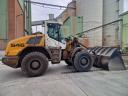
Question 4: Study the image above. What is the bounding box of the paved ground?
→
[0,50,4,60]
[0,61,128,96]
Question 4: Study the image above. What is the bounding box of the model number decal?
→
[11,43,25,47]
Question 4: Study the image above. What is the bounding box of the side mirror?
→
[61,40,66,44]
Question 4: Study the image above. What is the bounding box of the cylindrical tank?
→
[76,0,121,47]
[76,0,103,47]
[103,0,120,47]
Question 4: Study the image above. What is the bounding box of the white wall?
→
[76,0,103,47]
[76,0,122,47]
[103,0,120,46]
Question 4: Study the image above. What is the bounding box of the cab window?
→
[47,23,64,42]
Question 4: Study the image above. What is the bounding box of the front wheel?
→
[21,52,48,77]
[65,59,73,66]
[74,51,92,72]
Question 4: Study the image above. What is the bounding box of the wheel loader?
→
[2,21,126,77]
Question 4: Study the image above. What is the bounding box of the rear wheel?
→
[21,52,48,77]
[65,59,73,66]
[74,51,92,72]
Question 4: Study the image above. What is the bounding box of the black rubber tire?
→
[21,52,48,77]
[74,51,92,72]
[65,60,73,66]
[93,57,101,68]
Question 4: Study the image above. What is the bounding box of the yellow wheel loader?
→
[2,21,126,77]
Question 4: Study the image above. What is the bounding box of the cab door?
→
[45,23,66,49]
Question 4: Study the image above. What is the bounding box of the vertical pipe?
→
[36,26,38,32]
[117,0,123,49]
[120,19,123,50]
[23,0,26,36]
[27,0,32,34]
[6,0,8,41]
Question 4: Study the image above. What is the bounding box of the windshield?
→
[47,23,64,43]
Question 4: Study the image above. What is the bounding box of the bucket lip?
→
[89,47,120,57]
[89,47,126,71]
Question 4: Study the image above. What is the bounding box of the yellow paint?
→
[5,34,45,56]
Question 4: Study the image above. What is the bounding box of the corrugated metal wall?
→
[0,0,8,39]
[0,0,8,50]
[0,0,31,50]
[25,0,32,34]
[122,13,128,51]
[62,16,83,38]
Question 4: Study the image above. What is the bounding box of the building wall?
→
[56,0,125,48]
[15,0,24,38]
[0,0,8,39]
[103,0,120,47]
[57,1,76,23]
[0,0,8,50]
[62,16,89,47]
[121,12,128,51]
[8,0,15,40]
[8,0,24,40]
[76,0,103,47]
[76,0,123,47]
[119,0,124,14]
[62,16,83,38]
[25,0,32,34]
[0,0,25,50]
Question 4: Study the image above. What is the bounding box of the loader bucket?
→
[89,47,126,71]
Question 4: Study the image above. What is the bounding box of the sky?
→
[32,0,72,21]
[31,0,72,32]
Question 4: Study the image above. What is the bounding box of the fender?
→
[71,47,86,62]
[18,46,52,59]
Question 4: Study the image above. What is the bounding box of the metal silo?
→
[120,11,128,52]
[103,0,120,47]
[76,0,121,47]
[76,0,103,47]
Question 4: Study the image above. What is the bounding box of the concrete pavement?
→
[0,61,128,96]
[0,50,4,60]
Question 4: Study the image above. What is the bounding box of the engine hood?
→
[5,34,45,56]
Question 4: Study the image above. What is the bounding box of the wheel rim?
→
[30,60,41,70]
[79,56,89,68]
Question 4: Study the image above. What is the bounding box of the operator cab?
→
[47,23,64,43]
[45,22,66,49]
